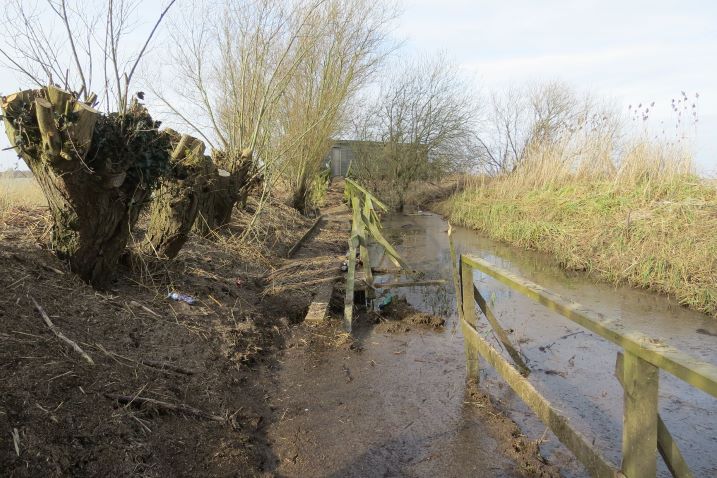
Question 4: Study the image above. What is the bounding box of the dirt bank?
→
[0,186,346,477]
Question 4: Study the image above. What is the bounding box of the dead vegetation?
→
[0,183,346,476]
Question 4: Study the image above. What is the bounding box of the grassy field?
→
[445,141,717,317]
[0,176,45,217]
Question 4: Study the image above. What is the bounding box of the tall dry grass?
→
[447,133,717,317]
[0,177,45,218]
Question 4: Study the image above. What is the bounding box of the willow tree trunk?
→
[193,148,256,235]
[290,182,309,215]
[144,132,210,259]
[1,87,170,288]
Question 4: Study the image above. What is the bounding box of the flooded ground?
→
[378,212,717,477]
[267,211,717,477]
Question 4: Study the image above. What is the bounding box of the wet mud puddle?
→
[268,213,717,477]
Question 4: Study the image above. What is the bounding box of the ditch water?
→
[376,212,717,477]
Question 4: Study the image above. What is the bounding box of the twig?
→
[95,344,194,375]
[11,428,20,457]
[104,393,224,422]
[29,294,94,365]
[139,360,195,375]
[128,301,160,318]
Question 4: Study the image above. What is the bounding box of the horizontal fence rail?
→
[458,253,716,478]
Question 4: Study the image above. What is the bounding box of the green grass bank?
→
[445,176,717,317]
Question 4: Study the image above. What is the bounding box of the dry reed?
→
[446,134,717,317]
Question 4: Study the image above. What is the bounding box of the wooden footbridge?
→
[454,251,717,478]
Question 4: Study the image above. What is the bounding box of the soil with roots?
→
[0,185,346,477]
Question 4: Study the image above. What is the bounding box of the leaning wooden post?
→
[621,350,659,478]
[460,257,479,381]
[360,196,374,292]
[343,196,361,332]
[448,224,463,321]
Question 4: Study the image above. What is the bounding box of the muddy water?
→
[378,212,717,477]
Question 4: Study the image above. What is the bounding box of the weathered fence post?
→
[460,258,479,381]
[621,351,659,478]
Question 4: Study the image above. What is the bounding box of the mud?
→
[0,189,346,477]
[266,315,559,477]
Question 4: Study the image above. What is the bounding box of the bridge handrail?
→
[462,254,717,398]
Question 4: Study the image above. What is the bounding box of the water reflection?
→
[376,212,717,478]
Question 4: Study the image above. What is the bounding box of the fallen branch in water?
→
[30,294,94,365]
[368,279,446,289]
[104,393,225,422]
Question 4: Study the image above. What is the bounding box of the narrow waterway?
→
[377,212,717,477]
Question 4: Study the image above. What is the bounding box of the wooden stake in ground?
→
[29,294,94,365]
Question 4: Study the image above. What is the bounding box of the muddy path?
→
[267,210,717,478]
[264,207,560,477]
[266,317,557,478]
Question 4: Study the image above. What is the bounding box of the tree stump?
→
[144,130,211,259]
[193,148,257,235]
[1,86,170,288]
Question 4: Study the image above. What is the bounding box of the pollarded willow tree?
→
[1,89,170,285]
[0,0,176,286]
[143,129,211,259]
[154,0,398,235]
[279,0,398,214]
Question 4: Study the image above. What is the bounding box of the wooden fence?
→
[458,253,717,478]
[342,179,413,332]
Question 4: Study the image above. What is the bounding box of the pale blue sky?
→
[0,0,715,173]
[398,0,717,173]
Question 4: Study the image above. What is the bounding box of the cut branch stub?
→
[66,101,99,160]
[34,97,62,157]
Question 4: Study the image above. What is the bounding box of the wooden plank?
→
[345,178,388,211]
[461,318,618,478]
[621,351,659,478]
[343,234,358,333]
[473,285,530,376]
[286,215,324,258]
[462,255,717,399]
[370,279,445,289]
[616,353,694,478]
[305,285,334,323]
[447,223,463,321]
[656,416,694,478]
[462,263,479,380]
[364,214,410,271]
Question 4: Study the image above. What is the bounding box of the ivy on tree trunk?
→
[1,86,170,288]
